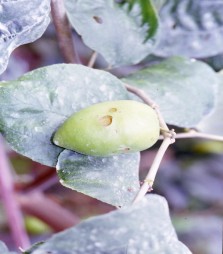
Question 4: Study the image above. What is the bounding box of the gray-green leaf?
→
[0,64,129,167]
[57,150,140,207]
[64,0,159,67]
[117,0,159,41]
[196,71,223,136]
[0,0,51,75]
[123,57,218,127]
[155,0,223,58]
[30,195,192,254]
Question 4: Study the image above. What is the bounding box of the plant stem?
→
[18,192,80,232]
[174,130,223,142]
[88,51,98,68]
[132,137,173,204]
[51,0,80,63]
[16,168,57,193]
[125,83,176,204]
[0,135,30,249]
[124,83,171,135]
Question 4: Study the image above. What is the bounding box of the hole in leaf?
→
[172,23,177,29]
[93,16,103,24]
[109,107,117,113]
[99,115,112,126]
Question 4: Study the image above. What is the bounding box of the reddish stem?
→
[0,135,30,249]
[16,167,57,192]
[18,192,80,232]
[51,0,80,63]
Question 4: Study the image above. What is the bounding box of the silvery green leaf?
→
[123,57,218,127]
[116,0,159,42]
[30,195,192,254]
[0,64,129,166]
[57,150,140,206]
[0,0,51,74]
[155,0,223,58]
[152,0,166,12]
[204,53,223,72]
[64,0,159,67]
[196,71,223,136]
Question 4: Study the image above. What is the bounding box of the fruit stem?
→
[88,51,98,68]
[171,129,223,142]
[124,83,176,204]
[132,137,174,204]
[124,83,171,137]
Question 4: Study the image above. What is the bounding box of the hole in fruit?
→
[109,107,117,113]
[93,16,103,24]
[123,148,130,152]
[99,115,112,126]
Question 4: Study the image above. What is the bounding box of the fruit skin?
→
[53,100,160,156]
[25,216,50,235]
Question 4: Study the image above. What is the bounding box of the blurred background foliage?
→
[0,0,223,253]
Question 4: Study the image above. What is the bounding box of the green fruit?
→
[53,100,160,156]
[25,216,50,235]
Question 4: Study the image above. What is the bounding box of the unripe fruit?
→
[25,216,50,235]
[53,100,160,156]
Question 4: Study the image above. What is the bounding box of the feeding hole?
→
[109,107,117,113]
[124,147,130,152]
[172,23,177,29]
[99,115,113,126]
[93,16,103,24]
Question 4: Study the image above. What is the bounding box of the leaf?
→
[196,71,223,136]
[151,0,166,12]
[30,195,192,254]
[0,0,51,75]
[154,0,223,58]
[64,0,159,67]
[0,241,16,254]
[57,150,140,207]
[117,0,159,41]
[204,53,223,72]
[23,242,45,254]
[123,56,218,128]
[0,64,129,167]
[139,0,159,40]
